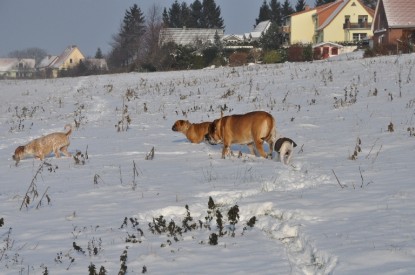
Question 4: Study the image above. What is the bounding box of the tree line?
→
[6,0,380,77]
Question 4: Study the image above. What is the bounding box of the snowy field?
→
[1,52,415,274]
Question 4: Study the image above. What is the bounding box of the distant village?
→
[0,0,413,79]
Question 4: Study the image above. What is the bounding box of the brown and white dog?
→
[13,124,72,163]
[172,120,211,144]
[205,111,277,158]
[274,137,297,165]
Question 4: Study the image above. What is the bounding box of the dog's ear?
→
[274,138,283,152]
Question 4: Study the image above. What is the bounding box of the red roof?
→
[380,0,415,28]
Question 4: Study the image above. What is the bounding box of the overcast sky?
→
[0,0,314,58]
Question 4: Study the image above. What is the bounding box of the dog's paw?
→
[290,162,301,171]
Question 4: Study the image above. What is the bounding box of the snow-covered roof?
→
[0,58,18,71]
[37,55,58,69]
[223,34,244,42]
[253,20,271,33]
[313,41,344,48]
[0,58,35,71]
[159,28,224,46]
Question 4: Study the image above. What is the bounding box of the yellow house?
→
[52,45,85,70]
[287,6,316,45]
[286,0,374,45]
[38,45,85,77]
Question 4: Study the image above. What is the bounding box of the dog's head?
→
[12,146,25,162]
[205,118,223,145]
[274,138,297,152]
[172,120,190,133]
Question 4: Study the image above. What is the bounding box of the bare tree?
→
[8,47,47,66]
[142,4,164,71]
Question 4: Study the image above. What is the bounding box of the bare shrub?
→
[229,52,248,67]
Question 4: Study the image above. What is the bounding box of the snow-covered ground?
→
[1,52,415,274]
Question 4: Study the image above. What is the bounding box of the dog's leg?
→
[254,139,267,158]
[266,141,274,159]
[54,148,61,158]
[286,149,293,165]
[222,145,231,159]
[247,143,256,156]
[279,152,285,164]
[60,146,72,157]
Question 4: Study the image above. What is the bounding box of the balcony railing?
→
[343,22,372,29]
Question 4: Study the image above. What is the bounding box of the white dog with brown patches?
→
[274,137,297,165]
[13,124,72,163]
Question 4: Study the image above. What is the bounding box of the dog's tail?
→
[265,115,278,144]
[64,124,72,137]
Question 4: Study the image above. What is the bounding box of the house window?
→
[410,31,415,43]
[344,16,350,28]
[70,59,73,64]
[353,33,367,41]
[344,16,350,24]
[358,15,368,27]
[378,35,384,45]
[331,47,338,55]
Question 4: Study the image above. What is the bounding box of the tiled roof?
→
[382,0,415,28]
[317,0,345,29]
[159,28,224,46]
[317,0,374,31]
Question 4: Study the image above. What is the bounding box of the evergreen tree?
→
[201,0,224,28]
[180,2,191,27]
[189,0,203,27]
[259,22,281,50]
[315,0,335,6]
[281,0,295,18]
[163,0,224,29]
[269,0,282,26]
[295,0,307,12]
[362,0,377,9]
[108,4,146,69]
[162,8,170,26]
[315,0,325,6]
[168,0,182,27]
[95,48,103,59]
[256,0,271,25]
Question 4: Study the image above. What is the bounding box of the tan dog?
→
[13,124,72,163]
[172,120,211,143]
[206,111,277,158]
[274,137,297,165]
